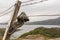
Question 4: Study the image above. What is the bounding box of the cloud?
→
[0,0,60,22]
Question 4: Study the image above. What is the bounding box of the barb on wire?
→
[21,0,48,6]
[22,0,34,3]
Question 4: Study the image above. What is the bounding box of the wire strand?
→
[22,0,34,3]
[0,10,13,17]
[28,15,60,17]
[21,0,48,6]
[0,4,14,14]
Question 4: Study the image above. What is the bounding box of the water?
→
[0,25,7,28]
[0,25,60,39]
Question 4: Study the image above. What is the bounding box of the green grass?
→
[0,28,5,40]
[20,27,60,38]
[0,28,5,36]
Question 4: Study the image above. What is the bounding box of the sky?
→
[0,0,60,23]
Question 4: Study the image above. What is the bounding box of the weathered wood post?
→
[2,0,21,40]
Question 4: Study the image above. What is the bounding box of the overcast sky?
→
[0,0,60,23]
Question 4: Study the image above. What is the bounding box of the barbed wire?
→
[22,0,48,3]
[0,0,48,15]
[0,10,13,17]
[22,0,34,3]
[0,5,14,14]
[21,0,48,6]
[0,0,45,17]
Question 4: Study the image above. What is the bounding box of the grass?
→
[0,28,5,40]
[19,27,60,39]
[0,28,5,36]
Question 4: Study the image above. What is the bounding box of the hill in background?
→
[25,17,60,25]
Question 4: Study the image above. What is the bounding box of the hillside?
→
[25,17,60,25]
[18,27,60,40]
[19,27,60,38]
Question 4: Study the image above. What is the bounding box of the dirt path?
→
[18,35,47,40]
